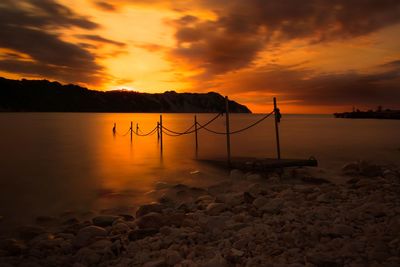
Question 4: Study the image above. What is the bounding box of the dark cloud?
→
[221,61,400,108]
[0,0,104,85]
[0,0,98,29]
[94,1,117,11]
[76,34,126,47]
[0,59,104,84]
[167,0,400,76]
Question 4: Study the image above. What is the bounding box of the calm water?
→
[0,113,400,234]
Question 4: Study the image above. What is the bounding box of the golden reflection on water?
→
[0,112,399,234]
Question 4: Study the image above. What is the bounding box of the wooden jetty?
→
[200,157,318,171]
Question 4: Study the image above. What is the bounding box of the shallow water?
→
[0,113,399,234]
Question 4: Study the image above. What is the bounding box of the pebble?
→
[0,161,399,267]
[206,203,228,216]
[92,215,120,227]
[73,226,107,247]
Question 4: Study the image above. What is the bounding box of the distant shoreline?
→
[334,110,400,120]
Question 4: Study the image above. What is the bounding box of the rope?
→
[161,123,195,136]
[115,128,132,137]
[161,113,222,136]
[113,110,274,138]
[134,125,158,136]
[197,110,274,135]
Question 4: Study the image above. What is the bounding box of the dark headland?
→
[0,77,251,113]
[334,107,400,120]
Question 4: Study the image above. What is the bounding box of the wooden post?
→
[194,115,198,151]
[157,122,160,140]
[273,97,281,160]
[130,121,133,142]
[159,115,163,150]
[136,123,139,135]
[225,96,231,167]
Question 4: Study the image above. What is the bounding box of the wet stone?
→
[128,228,159,241]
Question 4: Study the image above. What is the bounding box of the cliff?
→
[0,77,251,113]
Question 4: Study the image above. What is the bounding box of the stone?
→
[253,196,268,209]
[92,215,120,227]
[0,239,25,255]
[230,169,244,180]
[330,224,354,237]
[136,212,166,229]
[62,217,80,225]
[316,192,336,203]
[143,259,167,267]
[306,252,342,267]
[155,181,171,190]
[111,222,130,234]
[230,248,244,257]
[74,247,100,265]
[35,215,58,225]
[206,203,228,216]
[136,203,166,217]
[73,226,107,247]
[17,225,45,240]
[200,253,228,267]
[260,199,284,214]
[128,228,158,241]
[118,214,135,221]
[246,173,262,182]
[247,183,262,197]
[342,162,360,175]
[165,250,182,265]
[89,239,112,251]
[243,192,255,204]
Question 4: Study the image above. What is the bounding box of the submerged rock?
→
[136,203,166,218]
[92,215,120,227]
[136,212,166,229]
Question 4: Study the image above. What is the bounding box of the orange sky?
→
[1,0,400,113]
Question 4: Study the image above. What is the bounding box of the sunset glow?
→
[1,0,400,113]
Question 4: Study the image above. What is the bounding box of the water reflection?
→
[0,113,399,235]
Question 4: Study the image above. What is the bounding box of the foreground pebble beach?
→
[1,161,399,267]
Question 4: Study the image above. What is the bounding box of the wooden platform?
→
[200,157,318,171]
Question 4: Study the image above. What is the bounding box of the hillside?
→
[0,77,251,113]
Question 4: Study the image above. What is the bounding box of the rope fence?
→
[112,96,282,166]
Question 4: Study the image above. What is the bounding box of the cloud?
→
[76,34,126,47]
[94,1,117,11]
[0,0,104,85]
[163,0,400,76]
[216,60,400,107]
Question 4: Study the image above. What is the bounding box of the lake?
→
[0,113,399,235]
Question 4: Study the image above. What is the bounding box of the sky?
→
[0,0,399,113]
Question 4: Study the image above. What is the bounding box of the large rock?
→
[92,215,120,227]
[342,160,382,177]
[136,203,166,218]
[136,212,166,229]
[73,226,107,247]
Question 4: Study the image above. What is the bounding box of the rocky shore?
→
[1,161,399,267]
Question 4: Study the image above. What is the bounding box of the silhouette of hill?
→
[0,77,251,113]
